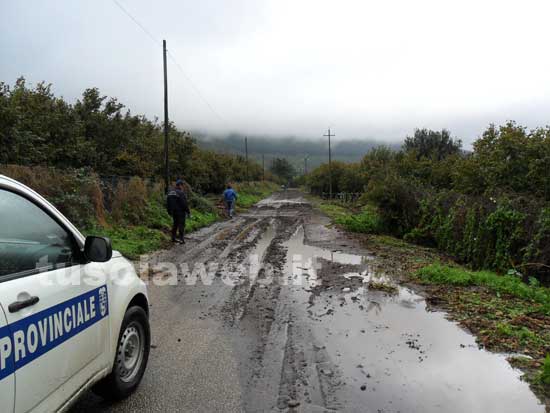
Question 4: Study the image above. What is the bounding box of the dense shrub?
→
[404,194,538,273]
[307,161,364,195]
[0,164,104,228]
[111,177,149,224]
[308,122,550,281]
[523,208,550,279]
[366,173,421,236]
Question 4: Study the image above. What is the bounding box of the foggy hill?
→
[194,132,401,172]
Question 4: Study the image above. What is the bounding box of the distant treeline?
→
[195,132,400,171]
[307,126,550,281]
[0,78,269,193]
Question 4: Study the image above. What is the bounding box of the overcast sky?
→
[2,0,550,146]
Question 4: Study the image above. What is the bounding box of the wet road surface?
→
[73,190,545,412]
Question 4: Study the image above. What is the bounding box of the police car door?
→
[0,189,109,413]
[0,303,15,413]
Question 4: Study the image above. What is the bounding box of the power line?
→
[111,0,161,46]
[110,0,225,124]
[165,50,225,123]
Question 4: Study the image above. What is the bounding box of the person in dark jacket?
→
[167,179,191,243]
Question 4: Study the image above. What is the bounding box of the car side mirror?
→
[84,236,113,262]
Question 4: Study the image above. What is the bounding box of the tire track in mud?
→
[271,307,346,412]
[145,216,253,272]
[183,217,256,265]
[223,209,346,412]
[143,192,348,412]
[143,215,275,328]
[234,214,302,412]
[145,194,355,411]
[200,193,348,412]
[223,215,298,326]
[232,208,348,412]
[216,217,277,323]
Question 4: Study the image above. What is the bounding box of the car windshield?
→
[0,189,76,277]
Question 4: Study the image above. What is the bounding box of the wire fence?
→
[320,192,362,203]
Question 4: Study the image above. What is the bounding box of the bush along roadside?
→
[83,185,220,259]
[305,123,550,284]
[316,201,384,234]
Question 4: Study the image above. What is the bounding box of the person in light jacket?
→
[222,184,238,218]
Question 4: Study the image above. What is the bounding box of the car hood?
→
[112,250,124,259]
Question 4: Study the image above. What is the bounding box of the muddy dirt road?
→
[73,190,544,412]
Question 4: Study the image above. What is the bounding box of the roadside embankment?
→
[1,164,277,259]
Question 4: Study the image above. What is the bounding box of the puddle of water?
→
[285,226,370,286]
[217,220,277,287]
[256,196,310,209]
[282,226,544,413]
[247,220,277,279]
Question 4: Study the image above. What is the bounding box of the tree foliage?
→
[0,78,265,193]
[270,157,295,182]
[403,128,462,161]
[307,125,550,280]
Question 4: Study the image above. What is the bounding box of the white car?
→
[0,175,150,412]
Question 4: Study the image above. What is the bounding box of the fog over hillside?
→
[194,132,401,172]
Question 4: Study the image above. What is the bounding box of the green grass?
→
[95,209,219,259]
[416,263,550,313]
[85,193,220,259]
[372,234,412,248]
[98,225,168,259]
[538,355,550,385]
[186,210,218,232]
[143,197,173,229]
[319,202,383,234]
[494,322,542,345]
[237,193,263,209]
[234,181,279,209]
[318,203,350,220]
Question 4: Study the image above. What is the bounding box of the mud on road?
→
[73,190,545,412]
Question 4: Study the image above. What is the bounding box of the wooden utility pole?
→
[262,154,265,181]
[163,40,169,193]
[323,128,335,199]
[245,137,249,182]
[304,155,309,175]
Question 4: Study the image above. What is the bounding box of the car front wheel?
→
[93,305,150,400]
